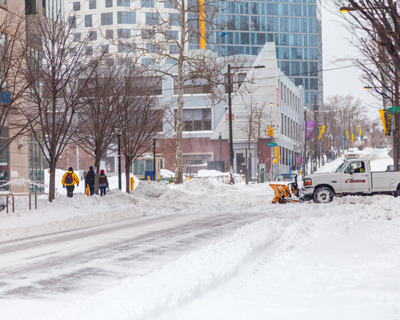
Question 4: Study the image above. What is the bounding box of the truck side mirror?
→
[350,168,354,175]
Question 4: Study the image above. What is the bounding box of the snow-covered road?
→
[0,148,399,320]
[1,212,267,300]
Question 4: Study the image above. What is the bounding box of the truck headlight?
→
[304,178,312,186]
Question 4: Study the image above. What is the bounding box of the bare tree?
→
[305,94,372,173]
[114,0,239,184]
[324,94,372,147]
[237,92,268,183]
[117,70,165,193]
[21,11,104,201]
[333,0,400,168]
[73,65,126,194]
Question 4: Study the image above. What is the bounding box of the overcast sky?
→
[322,1,381,119]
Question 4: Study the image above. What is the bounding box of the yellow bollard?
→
[170,175,173,182]
[86,184,89,196]
[147,176,150,181]
[131,177,134,190]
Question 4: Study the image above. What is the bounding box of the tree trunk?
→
[125,159,131,193]
[49,158,57,202]
[94,158,100,195]
[125,170,130,194]
[175,69,184,184]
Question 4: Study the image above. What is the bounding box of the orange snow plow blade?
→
[270,184,300,204]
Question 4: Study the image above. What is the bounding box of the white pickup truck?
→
[303,159,400,203]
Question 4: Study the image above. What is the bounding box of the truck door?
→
[340,161,370,193]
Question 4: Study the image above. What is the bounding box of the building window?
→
[69,16,77,28]
[105,0,113,7]
[118,57,134,66]
[29,135,44,192]
[170,45,179,54]
[88,0,96,9]
[168,13,180,26]
[141,0,154,7]
[86,46,93,55]
[117,0,130,6]
[141,29,155,39]
[118,44,134,53]
[106,58,114,66]
[142,58,156,66]
[101,44,109,53]
[118,28,131,38]
[85,14,93,27]
[26,0,35,13]
[146,44,160,53]
[72,1,80,11]
[183,154,212,165]
[164,0,177,9]
[166,30,179,40]
[73,33,81,42]
[117,11,136,24]
[126,76,162,95]
[174,76,211,95]
[101,12,113,25]
[106,29,113,39]
[89,31,97,41]
[146,12,159,25]
[174,109,211,131]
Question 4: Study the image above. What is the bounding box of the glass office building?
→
[205,0,322,109]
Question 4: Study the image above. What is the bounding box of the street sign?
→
[387,106,400,114]
[267,142,277,147]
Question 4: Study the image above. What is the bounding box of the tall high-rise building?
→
[206,0,322,110]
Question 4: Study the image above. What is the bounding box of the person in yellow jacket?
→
[62,167,80,198]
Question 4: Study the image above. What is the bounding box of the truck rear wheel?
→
[313,187,334,203]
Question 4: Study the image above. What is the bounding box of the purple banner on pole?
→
[306,121,315,140]
[296,156,302,164]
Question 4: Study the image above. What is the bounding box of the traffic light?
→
[270,127,274,137]
[267,126,271,136]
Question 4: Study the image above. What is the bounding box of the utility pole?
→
[303,107,307,176]
[227,64,234,184]
[153,138,156,179]
[394,66,400,171]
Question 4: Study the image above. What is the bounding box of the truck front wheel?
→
[313,187,334,203]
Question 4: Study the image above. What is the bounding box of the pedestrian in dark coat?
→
[99,169,109,196]
[85,166,95,196]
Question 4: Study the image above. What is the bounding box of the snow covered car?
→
[302,159,400,203]
[345,148,360,160]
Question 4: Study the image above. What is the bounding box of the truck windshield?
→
[335,161,349,172]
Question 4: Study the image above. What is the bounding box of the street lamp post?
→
[115,123,123,190]
[227,63,265,184]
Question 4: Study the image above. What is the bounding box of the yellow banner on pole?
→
[351,133,354,142]
[346,130,349,140]
[379,109,392,136]
[318,125,325,140]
